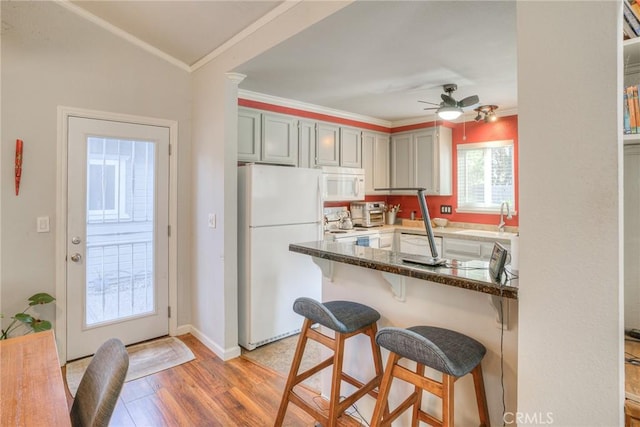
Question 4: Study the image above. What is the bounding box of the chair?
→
[371,326,490,427]
[70,338,129,427]
[275,297,385,427]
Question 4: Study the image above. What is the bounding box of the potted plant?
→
[0,293,56,340]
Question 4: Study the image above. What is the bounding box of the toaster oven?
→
[350,201,386,227]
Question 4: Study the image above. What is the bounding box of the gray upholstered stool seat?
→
[276,298,384,427]
[293,297,381,333]
[375,325,486,377]
[371,326,490,427]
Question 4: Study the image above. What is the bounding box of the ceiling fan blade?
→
[458,95,479,108]
[418,100,440,106]
[441,94,457,106]
[423,107,438,110]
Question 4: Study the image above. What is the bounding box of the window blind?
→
[457,140,514,211]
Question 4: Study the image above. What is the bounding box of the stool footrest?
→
[295,356,334,384]
[393,363,444,396]
[337,374,382,414]
[288,390,328,426]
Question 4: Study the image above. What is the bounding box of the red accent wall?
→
[239,98,518,227]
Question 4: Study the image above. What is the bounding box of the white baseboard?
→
[182,324,242,361]
[173,324,192,336]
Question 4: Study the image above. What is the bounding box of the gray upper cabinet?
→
[261,112,298,165]
[239,108,366,169]
[390,133,413,191]
[390,126,452,195]
[316,122,340,166]
[339,127,362,168]
[362,131,390,194]
[238,108,298,166]
[297,119,317,168]
[238,108,262,162]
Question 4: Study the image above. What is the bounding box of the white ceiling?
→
[66,0,517,123]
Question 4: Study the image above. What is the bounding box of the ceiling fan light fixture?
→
[437,106,463,121]
[474,105,499,123]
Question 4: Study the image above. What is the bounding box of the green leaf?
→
[31,319,52,332]
[28,293,55,306]
[14,313,34,325]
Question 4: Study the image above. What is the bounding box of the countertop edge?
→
[290,242,518,299]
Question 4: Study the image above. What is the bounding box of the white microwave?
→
[321,166,365,201]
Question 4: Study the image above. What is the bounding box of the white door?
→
[66,116,170,360]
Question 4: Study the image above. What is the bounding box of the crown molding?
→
[54,0,191,72]
[238,90,392,128]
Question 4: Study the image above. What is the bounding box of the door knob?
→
[71,236,81,245]
[70,253,82,262]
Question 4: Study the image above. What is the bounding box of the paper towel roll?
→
[510,234,519,271]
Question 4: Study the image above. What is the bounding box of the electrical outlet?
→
[208,213,216,229]
[440,205,452,215]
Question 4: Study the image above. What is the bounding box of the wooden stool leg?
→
[371,352,400,427]
[472,364,491,427]
[411,363,425,427]
[275,318,312,426]
[369,323,385,381]
[442,374,455,427]
[327,331,345,427]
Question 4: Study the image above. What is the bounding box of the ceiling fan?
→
[419,83,480,121]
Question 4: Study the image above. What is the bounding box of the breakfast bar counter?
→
[289,240,518,426]
[290,240,518,299]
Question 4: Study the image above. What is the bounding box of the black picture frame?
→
[489,242,508,281]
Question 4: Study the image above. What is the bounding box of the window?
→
[457,140,515,213]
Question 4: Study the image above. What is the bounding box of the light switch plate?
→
[37,216,50,233]
[208,213,216,229]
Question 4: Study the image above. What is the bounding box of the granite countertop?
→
[290,240,518,299]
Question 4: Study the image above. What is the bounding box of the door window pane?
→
[85,137,156,326]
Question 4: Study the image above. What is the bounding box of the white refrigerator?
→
[238,164,323,350]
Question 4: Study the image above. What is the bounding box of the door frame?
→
[55,106,179,363]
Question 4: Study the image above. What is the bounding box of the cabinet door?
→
[414,129,436,193]
[298,120,317,168]
[443,238,482,261]
[261,113,298,165]
[391,133,413,191]
[340,127,362,168]
[414,127,453,196]
[238,108,261,162]
[363,131,390,194]
[435,127,452,195]
[316,123,340,166]
[363,132,376,192]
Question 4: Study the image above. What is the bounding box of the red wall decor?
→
[15,139,23,196]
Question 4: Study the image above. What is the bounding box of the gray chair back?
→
[70,338,129,427]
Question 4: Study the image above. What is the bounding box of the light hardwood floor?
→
[63,334,362,426]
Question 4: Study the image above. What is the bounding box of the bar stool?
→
[371,326,490,427]
[275,297,385,427]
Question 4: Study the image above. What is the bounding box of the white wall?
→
[189,1,352,359]
[0,2,192,337]
[517,2,623,425]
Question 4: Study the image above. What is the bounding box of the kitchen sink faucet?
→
[498,201,513,232]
